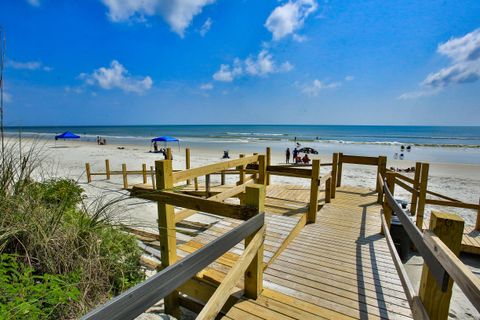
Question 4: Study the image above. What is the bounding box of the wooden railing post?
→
[416,163,430,230]
[331,153,338,198]
[154,159,179,317]
[85,163,91,183]
[325,177,331,203]
[150,166,156,189]
[105,159,111,180]
[142,163,147,184]
[205,174,211,198]
[221,170,226,185]
[476,198,480,231]
[185,148,191,185]
[257,155,266,185]
[166,147,172,160]
[237,154,245,185]
[266,147,271,186]
[244,184,265,299]
[410,162,422,216]
[121,164,128,189]
[308,159,320,223]
[377,156,387,203]
[419,211,464,320]
[381,171,395,234]
[337,153,343,187]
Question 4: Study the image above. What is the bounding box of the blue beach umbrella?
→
[55,131,80,140]
[150,136,180,150]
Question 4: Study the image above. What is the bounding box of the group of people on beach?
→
[96,136,107,145]
[285,147,310,164]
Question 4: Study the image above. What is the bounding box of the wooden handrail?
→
[132,190,258,220]
[395,178,418,194]
[340,154,380,165]
[425,199,479,210]
[380,212,429,320]
[80,213,265,320]
[424,230,480,312]
[173,155,259,183]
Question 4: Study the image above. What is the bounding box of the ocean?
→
[5,125,480,164]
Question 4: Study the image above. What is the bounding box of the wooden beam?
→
[266,147,271,186]
[85,163,92,183]
[197,225,265,319]
[308,159,320,223]
[476,198,480,231]
[331,153,338,198]
[424,230,480,313]
[395,178,417,194]
[133,189,257,220]
[150,166,156,190]
[416,163,429,229]
[377,156,387,203]
[174,181,253,223]
[237,154,245,186]
[410,162,422,216]
[166,147,172,160]
[105,159,111,180]
[340,154,379,165]
[266,165,312,178]
[244,185,265,299]
[380,213,429,320]
[155,160,178,317]
[221,170,226,185]
[419,211,464,320]
[257,155,266,185]
[142,163,147,184]
[185,148,191,185]
[205,174,211,198]
[424,199,479,210]
[337,153,343,187]
[381,172,395,235]
[122,164,128,189]
[173,155,259,183]
[325,177,331,204]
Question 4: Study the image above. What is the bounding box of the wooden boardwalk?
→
[177,185,413,319]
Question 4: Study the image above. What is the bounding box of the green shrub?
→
[0,254,81,319]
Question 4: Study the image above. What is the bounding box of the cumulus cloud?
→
[400,28,480,99]
[200,82,213,90]
[8,60,52,71]
[199,17,212,36]
[213,50,293,82]
[80,60,153,94]
[265,0,318,41]
[100,0,215,37]
[301,79,340,96]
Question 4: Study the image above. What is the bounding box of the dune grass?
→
[0,141,144,319]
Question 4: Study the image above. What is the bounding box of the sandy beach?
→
[9,136,480,319]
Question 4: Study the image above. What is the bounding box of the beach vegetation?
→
[0,141,144,318]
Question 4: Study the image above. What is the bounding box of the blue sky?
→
[1,0,480,126]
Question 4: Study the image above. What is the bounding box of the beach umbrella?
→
[150,135,180,150]
[55,131,80,140]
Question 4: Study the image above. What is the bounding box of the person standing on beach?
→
[293,148,298,163]
[286,148,290,163]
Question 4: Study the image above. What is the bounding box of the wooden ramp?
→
[176,185,413,319]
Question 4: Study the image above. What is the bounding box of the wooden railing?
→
[83,157,269,319]
[335,153,387,204]
[379,175,480,319]
[386,163,480,231]
[81,212,265,320]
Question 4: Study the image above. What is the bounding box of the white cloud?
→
[3,91,12,103]
[26,0,40,7]
[100,0,215,37]
[292,34,307,43]
[345,75,354,81]
[8,60,52,71]
[213,50,293,82]
[400,28,480,99]
[200,82,213,90]
[80,60,153,94]
[265,0,318,41]
[199,17,212,36]
[301,79,340,96]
